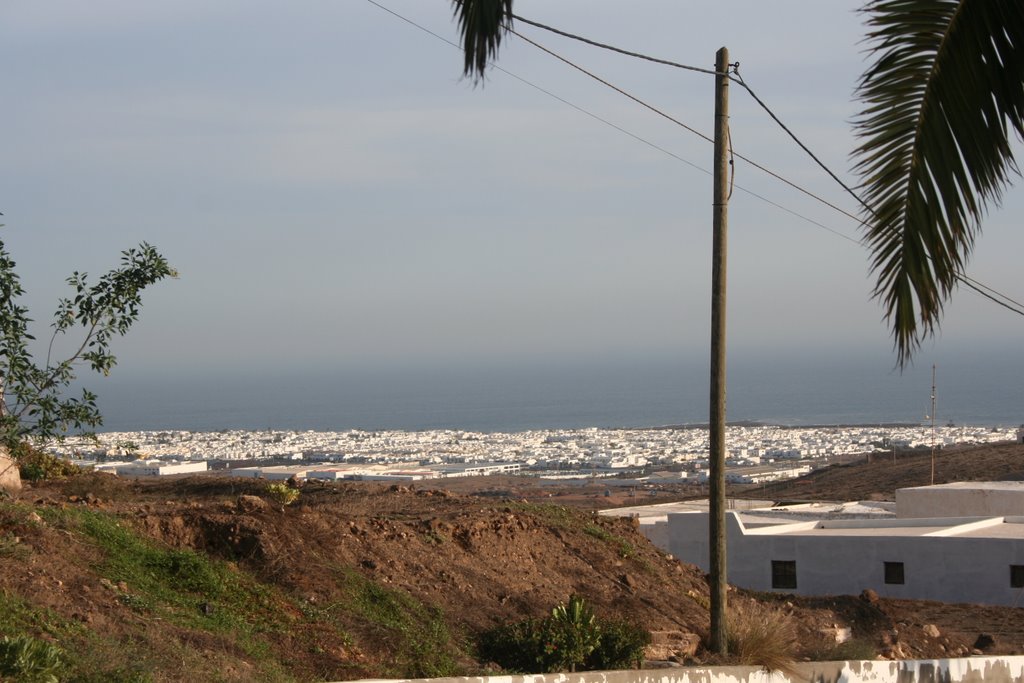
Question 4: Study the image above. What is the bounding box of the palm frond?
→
[852,0,1024,367]
[451,0,514,81]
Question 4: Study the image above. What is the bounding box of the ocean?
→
[90,349,1024,433]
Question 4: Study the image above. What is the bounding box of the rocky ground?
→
[1,442,1023,680]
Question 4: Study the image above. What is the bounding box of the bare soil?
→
[1,441,1023,680]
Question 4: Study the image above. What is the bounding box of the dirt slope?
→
[2,445,1024,681]
[753,441,1024,502]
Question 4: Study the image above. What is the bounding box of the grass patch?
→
[811,637,878,662]
[0,593,76,641]
[584,524,637,559]
[0,532,30,561]
[337,567,462,678]
[505,502,576,529]
[34,506,300,681]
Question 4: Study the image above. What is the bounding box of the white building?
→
[114,461,208,477]
[616,483,1024,607]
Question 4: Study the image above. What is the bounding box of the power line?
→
[364,1,860,241]
[366,1,1024,318]
[510,28,872,228]
[509,14,1024,319]
[511,14,723,77]
[510,29,713,145]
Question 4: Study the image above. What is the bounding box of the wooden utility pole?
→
[708,46,730,656]
[930,364,937,485]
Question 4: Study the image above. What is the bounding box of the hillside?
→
[1,444,1023,680]
[750,440,1024,502]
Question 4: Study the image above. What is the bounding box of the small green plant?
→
[265,483,299,506]
[0,635,65,683]
[478,596,649,674]
[548,594,601,672]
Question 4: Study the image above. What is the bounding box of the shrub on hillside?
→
[477,595,649,673]
[14,444,80,482]
[0,635,64,683]
[587,619,651,670]
[264,482,299,506]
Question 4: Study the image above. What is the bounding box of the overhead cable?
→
[365,0,1024,318]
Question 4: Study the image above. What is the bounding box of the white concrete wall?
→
[897,483,1024,518]
[345,655,1024,683]
[657,512,1024,606]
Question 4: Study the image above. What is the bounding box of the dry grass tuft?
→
[726,601,799,672]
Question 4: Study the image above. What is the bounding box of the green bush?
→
[264,483,299,506]
[478,596,649,674]
[0,635,64,683]
[586,619,650,670]
[15,446,80,482]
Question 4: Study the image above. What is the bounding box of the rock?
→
[922,624,941,638]
[237,494,269,512]
[620,573,636,588]
[974,633,996,650]
[861,588,880,604]
[821,626,853,644]
[0,449,21,495]
[646,631,700,660]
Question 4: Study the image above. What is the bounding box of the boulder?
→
[237,494,269,512]
[0,449,21,495]
[646,631,700,661]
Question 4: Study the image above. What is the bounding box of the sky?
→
[1,1,1022,427]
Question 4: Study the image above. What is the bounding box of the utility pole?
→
[930,364,937,485]
[708,46,730,656]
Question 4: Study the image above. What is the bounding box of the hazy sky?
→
[2,1,1022,384]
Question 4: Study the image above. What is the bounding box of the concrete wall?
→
[661,513,1024,606]
[897,483,1024,519]
[346,655,1024,683]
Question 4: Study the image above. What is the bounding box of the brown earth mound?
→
[2,445,1024,680]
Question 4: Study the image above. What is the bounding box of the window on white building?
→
[884,561,905,585]
[771,560,797,590]
[1010,565,1024,588]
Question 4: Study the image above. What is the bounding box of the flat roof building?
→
[609,483,1024,607]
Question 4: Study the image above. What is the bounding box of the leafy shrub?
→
[15,446,80,482]
[264,483,299,506]
[586,619,650,670]
[478,595,649,674]
[0,635,64,683]
[477,618,550,673]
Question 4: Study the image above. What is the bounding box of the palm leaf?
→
[853,0,1024,367]
[451,0,514,81]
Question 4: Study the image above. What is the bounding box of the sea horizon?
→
[88,349,1024,434]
